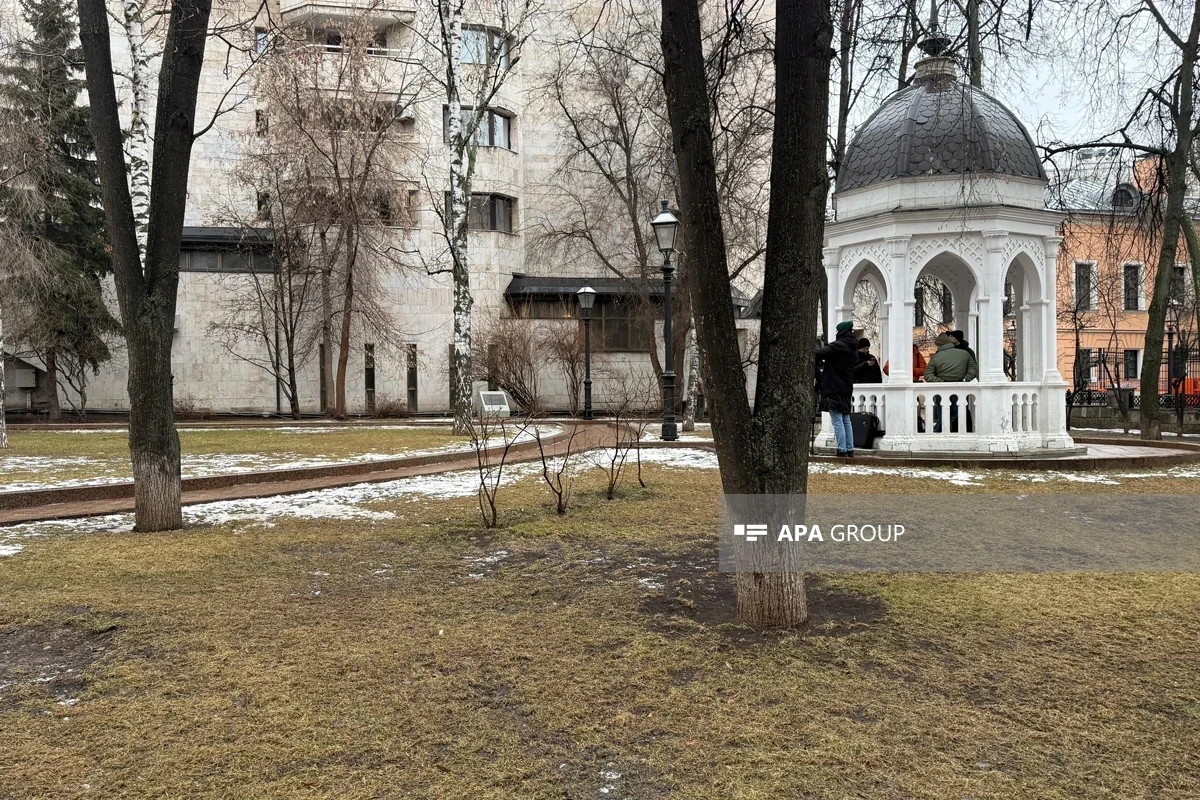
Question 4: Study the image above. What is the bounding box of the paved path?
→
[0,424,617,527]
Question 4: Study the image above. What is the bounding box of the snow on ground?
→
[4,443,1200,559]
[0,425,561,493]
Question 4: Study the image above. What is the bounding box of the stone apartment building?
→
[2,0,759,417]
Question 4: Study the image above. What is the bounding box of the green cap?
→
[836,320,854,332]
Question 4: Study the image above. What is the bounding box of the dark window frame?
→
[1123,263,1141,311]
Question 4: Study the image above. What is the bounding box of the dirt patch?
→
[634,547,887,639]
[0,614,118,707]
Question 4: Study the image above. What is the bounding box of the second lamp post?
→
[576,285,596,420]
[651,200,680,442]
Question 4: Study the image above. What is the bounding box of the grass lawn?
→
[0,426,469,490]
[1,462,1199,798]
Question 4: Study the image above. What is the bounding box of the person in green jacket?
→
[925,333,978,383]
[925,333,977,432]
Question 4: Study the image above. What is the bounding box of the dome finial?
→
[918,0,952,58]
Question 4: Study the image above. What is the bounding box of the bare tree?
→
[540,319,586,415]
[662,0,834,627]
[251,16,423,418]
[75,0,217,530]
[471,310,541,411]
[1042,0,1200,440]
[419,0,537,434]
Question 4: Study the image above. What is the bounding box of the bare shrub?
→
[472,312,542,412]
[372,396,409,419]
[173,395,213,421]
[469,411,534,528]
[535,422,583,515]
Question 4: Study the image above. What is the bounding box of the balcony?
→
[280,0,416,27]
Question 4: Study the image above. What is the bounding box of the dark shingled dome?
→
[836,65,1047,193]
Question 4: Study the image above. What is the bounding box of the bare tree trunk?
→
[78,0,211,531]
[0,310,7,449]
[683,319,699,431]
[1182,217,1200,341]
[833,0,857,176]
[120,0,151,258]
[442,1,474,434]
[334,225,355,418]
[45,348,61,420]
[662,0,832,628]
[1140,3,1199,440]
[966,0,982,88]
[320,231,335,417]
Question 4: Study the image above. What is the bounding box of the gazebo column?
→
[1041,236,1066,384]
[979,232,1010,383]
[823,247,841,340]
[884,236,913,383]
[1040,236,1071,447]
[882,236,915,448]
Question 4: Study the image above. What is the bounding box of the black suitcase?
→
[850,412,882,449]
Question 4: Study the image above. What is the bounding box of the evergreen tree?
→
[0,0,118,419]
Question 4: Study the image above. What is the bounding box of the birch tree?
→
[423,0,535,433]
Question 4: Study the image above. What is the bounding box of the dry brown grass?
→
[1,464,1199,798]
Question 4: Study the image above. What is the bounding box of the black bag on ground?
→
[850,412,882,449]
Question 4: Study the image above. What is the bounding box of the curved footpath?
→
[3,427,1199,527]
[0,423,618,527]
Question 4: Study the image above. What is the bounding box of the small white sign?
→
[477,390,511,417]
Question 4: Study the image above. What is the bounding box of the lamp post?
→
[576,286,596,420]
[1168,300,1184,434]
[651,200,680,441]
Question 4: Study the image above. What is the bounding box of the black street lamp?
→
[576,286,596,420]
[651,199,680,441]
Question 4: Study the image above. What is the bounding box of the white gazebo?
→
[819,43,1076,456]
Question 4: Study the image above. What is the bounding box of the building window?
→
[460,26,510,69]
[519,298,577,319]
[443,106,514,149]
[1123,263,1141,311]
[324,29,343,52]
[1171,265,1188,303]
[1074,262,1095,311]
[255,110,268,137]
[446,193,515,233]
[914,285,925,327]
[406,343,418,412]
[939,284,953,325]
[364,343,376,415]
[1124,349,1140,381]
[367,28,388,55]
[597,299,652,352]
[256,192,271,220]
[254,27,268,55]
[179,251,271,273]
[1113,186,1135,208]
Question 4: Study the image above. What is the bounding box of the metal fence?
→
[1069,346,1200,409]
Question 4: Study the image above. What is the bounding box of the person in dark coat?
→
[816,320,859,457]
[854,338,883,384]
[949,330,977,364]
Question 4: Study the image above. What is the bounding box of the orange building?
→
[1051,152,1198,396]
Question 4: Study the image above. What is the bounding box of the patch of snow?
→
[632,448,721,470]
[0,544,23,557]
[810,461,985,486]
[637,577,664,590]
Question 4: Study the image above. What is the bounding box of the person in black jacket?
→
[949,330,977,364]
[854,338,883,384]
[817,320,859,457]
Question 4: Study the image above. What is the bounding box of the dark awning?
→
[180,226,272,251]
[504,275,751,310]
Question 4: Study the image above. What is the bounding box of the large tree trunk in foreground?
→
[662,0,832,628]
[78,0,211,531]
